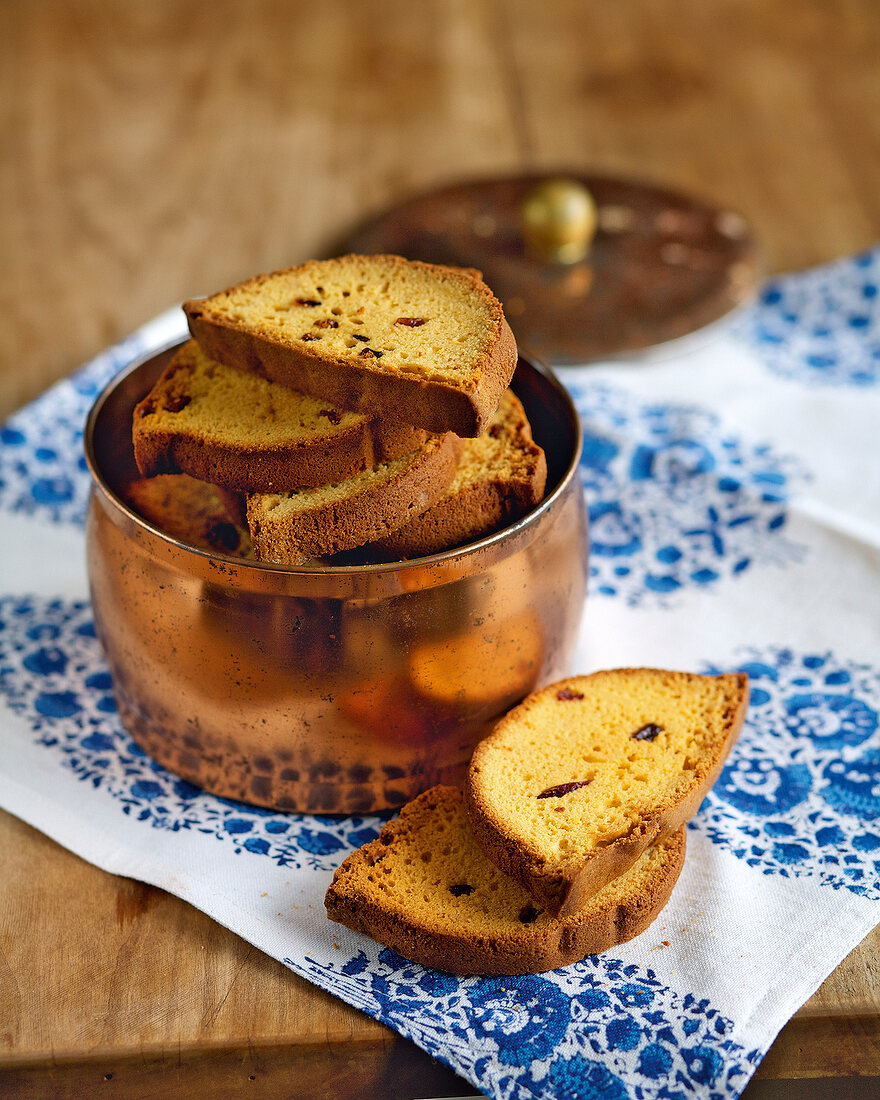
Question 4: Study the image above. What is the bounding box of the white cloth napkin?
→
[2,249,879,1100]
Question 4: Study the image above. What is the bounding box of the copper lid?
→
[345,174,760,364]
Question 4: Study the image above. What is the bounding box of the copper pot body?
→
[84,342,588,813]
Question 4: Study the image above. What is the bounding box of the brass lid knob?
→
[521,178,598,264]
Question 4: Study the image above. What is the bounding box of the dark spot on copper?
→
[165,394,191,414]
[556,687,584,701]
[632,723,663,741]
[488,424,503,438]
[537,780,592,799]
[449,883,475,897]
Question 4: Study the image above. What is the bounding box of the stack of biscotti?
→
[324,668,749,975]
[126,254,547,564]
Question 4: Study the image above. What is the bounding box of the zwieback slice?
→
[324,785,686,976]
[132,340,428,492]
[183,254,518,437]
[246,432,463,565]
[464,668,748,918]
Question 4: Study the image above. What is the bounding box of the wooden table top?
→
[2,2,880,1097]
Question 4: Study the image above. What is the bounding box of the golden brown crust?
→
[183,255,518,437]
[375,389,548,558]
[122,474,253,559]
[132,340,427,492]
[324,785,685,975]
[246,432,464,564]
[464,669,749,918]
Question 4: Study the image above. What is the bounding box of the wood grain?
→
[2,1,880,1095]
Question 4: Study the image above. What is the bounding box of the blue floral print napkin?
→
[2,250,880,1100]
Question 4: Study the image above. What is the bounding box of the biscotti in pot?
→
[325,785,685,975]
[123,473,253,559]
[183,254,518,437]
[132,340,428,493]
[375,389,547,558]
[464,668,748,918]
[246,432,463,565]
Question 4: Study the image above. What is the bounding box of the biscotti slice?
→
[374,389,547,558]
[246,432,463,564]
[123,473,253,559]
[132,340,428,492]
[325,785,685,976]
[465,668,748,918]
[183,254,518,437]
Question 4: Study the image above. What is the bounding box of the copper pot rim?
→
[83,337,584,577]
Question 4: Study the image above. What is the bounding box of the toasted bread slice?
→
[325,785,685,975]
[465,669,748,917]
[375,389,547,558]
[132,340,427,492]
[246,433,463,564]
[184,254,518,437]
[123,473,253,559]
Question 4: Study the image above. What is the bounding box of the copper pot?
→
[84,341,588,813]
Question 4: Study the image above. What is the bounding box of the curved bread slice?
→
[132,340,427,492]
[246,433,463,564]
[123,474,253,559]
[183,254,518,437]
[465,669,748,918]
[325,785,685,976]
[375,389,547,558]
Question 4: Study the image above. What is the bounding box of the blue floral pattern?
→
[694,648,880,898]
[0,595,384,869]
[0,314,183,526]
[567,382,808,604]
[294,946,759,1100]
[733,247,880,386]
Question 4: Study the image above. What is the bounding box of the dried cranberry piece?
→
[165,394,191,413]
[314,318,339,329]
[295,297,321,307]
[537,780,591,799]
[351,333,371,342]
[358,347,383,358]
[395,317,427,327]
[519,904,542,924]
[632,723,663,741]
[318,409,342,425]
[449,884,474,897]
[556,687,585,701]
[301,333,321,341]
[206,521,240,553]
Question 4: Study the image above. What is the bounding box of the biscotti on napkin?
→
[324,785,686,976]
[325,667,746,974]
[465,668,749,917]
[183,254,518,437]
[132,340,428,493]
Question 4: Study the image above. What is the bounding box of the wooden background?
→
[2,1,880,1097]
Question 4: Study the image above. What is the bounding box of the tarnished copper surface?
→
[345,173,761,364]
[84,342,588,813]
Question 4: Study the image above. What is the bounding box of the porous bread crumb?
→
[184,255,518,436]
[325,785,685,975]
[465,668,748,916]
